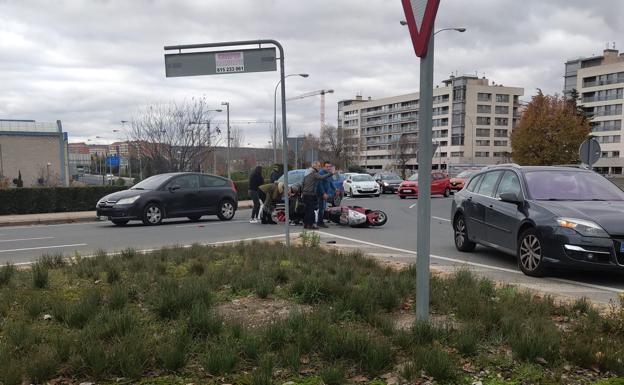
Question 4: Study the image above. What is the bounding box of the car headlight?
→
[557,218,609,238]
[116,195,141,205]
[383,182,389,186]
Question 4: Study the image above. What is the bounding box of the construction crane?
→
[287,89,334,133]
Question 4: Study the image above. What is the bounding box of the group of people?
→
[247,161,338,229]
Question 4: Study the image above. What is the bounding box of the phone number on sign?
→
[216,66,244,73]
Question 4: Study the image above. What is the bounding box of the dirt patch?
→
[217,294,311,329]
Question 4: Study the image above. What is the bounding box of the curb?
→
[0,203,253,227]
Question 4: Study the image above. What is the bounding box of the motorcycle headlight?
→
[557,218,609,238]
[116,195,141,205]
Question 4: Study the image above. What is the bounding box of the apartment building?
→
[339,76,524,172]
[565,48,624,174]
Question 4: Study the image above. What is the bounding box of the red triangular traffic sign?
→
[401,0,440,57]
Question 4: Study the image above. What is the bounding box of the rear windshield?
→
[278,171,304,185]
[408,174,418,181]
[525,170,624,201]
[456,171,475,178]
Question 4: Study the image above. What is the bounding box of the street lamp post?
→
[273,73,309,164]
[221,102,231,179]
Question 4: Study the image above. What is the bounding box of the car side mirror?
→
[499,192,522,204]
[168,184,181,192]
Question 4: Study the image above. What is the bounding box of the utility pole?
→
[0,143,4,177]
[222,102,231,179]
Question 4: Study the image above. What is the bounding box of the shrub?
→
[453,322,482,356]
[188,302,223,337]
[109,334,149,378]
[250,355,274,385]
[32,262,49,289]
[412,345,457,382]
[106,265,121,284]
[39,253,65,269]
[201,341,238,375]
[509,319,560,363]
[189,261,205,276]
[240,332,262,362]
[158,329,190,372]
[108,284,128,310]
[25,345,59,384]
[0,263,15,286]
[321,365,346,385]
[254,276,275,299]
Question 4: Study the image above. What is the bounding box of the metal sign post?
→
[164,40,291,247]
[401,0,441,322]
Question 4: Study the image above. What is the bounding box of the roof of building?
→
[0,119,61,134]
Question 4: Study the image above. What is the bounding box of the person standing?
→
[248,165,264,223]
[269,164,282,183]
[316,161,333,228]
[302,161,333,230]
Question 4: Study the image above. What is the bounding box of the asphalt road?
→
[1,194,622,304]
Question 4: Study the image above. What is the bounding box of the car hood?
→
[99,189,144,203]
[534,200,624,236]
[382,179,403,184]
[352,181,378,188]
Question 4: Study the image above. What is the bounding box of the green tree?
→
[511,90,591,165]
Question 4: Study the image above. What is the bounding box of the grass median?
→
[0,240,624,384]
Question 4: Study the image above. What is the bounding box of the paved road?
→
[1,194,622,304]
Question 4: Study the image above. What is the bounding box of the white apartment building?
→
[565,48,624,174]
[338,75,524,172]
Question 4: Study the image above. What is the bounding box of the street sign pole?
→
[416,34,434,321]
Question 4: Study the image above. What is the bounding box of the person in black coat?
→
[269,164,282,183]
[248,166,264,223]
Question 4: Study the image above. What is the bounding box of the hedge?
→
[0,186,127,215]
[234,180,250,201]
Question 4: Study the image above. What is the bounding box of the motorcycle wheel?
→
[371,210,388,226]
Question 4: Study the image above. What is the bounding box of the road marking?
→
[432,216,451,223]
[0,244,87,253]
[0,237,55,243]
[316,231,624,294]
[174,220,247,228]
[409,203,417,209]
[0,222,99,230]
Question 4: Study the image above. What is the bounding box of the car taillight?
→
[229,180,237,192]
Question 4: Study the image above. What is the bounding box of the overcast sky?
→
[1,0,622,146]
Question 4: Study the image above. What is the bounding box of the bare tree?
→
[319,125,351,169]
[392,134,418,179]
[127,97,222,174]
[230,126,245,148]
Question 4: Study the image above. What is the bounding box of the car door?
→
[431,173,444,195]
[163,174,200,216]
[199,175,229,214]
[466,171,503,242]
[485,171,525,253]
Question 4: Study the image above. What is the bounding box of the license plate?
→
[403,189,413,193]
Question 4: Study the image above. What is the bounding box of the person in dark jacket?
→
[259,182,284,224]
[269,164,282,183]
[315,161,333,228]
[302,161,333,229]
[248,166,264,223]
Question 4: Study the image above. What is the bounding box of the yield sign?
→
[401,0,440,57]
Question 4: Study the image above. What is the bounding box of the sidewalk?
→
[0,200,253,227]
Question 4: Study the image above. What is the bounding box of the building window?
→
[596,135,622,143]
[476,128,490,137]
[594,104,623,116]
[494,117,509,126]
[475,151,490,157]
[432,106,449,116]
[493,152,508,157]
[433,118,449,127]
[495,94,510,103]
[451,135,465,145]
[475,140,490,146]
[591,120,622,132]
[477,93,492,102]
[494,129,508,137]
[433,94,450,104]
[453,86,466,102]
[494,140,508,146]
[477,105,491,113]
[451,151,464,157]
[495,106,509,114]
[476,117,491,125]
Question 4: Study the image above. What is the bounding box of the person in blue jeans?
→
[316,161,334,228]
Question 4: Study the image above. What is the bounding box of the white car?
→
[343,173,380,197]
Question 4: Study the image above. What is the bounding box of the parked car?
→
[96,172,238,226]
[373,173,404,193]
[343,173,380,197]
[451,165,624,276]
[449,170,478,192]
[397,172,451,199]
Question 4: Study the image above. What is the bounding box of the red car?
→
[449,170,477,192]
[398,171,451,199]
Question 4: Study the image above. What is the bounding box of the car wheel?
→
[444,187,451,197]
[111,219,129,226]
[142,203,163,226]
[518,228,547,277]
[371,210,388,226]
[374,194,380,197]
[454,214,476,252]
[188,215,202,222]
[217,200,236,221]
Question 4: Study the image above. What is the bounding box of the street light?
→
[221,102,231,179]
[273,73,309,164]
[399,21,466,35]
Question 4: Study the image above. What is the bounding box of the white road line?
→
[409,203,417,209]
[174,220,247,228]
[0,237,55,243]
[432,216,451,223]
[0,244,87,253]
[316,231,624,294]
[0,222,99,230]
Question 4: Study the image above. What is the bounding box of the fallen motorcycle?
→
[323,205,388,227]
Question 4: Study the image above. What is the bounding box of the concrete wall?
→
[0,133,69,187]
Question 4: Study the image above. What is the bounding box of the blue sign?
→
[106,155,120,167]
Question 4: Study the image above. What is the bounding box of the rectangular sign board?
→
[165,47,277,77]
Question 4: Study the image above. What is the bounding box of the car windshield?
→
[352,175,373,182]
[525,170,624,201]
[278,171,304,185]
[383,174,401,180]
[456,171,474,178]
[130,174,172,190]
[407,174,418,181]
